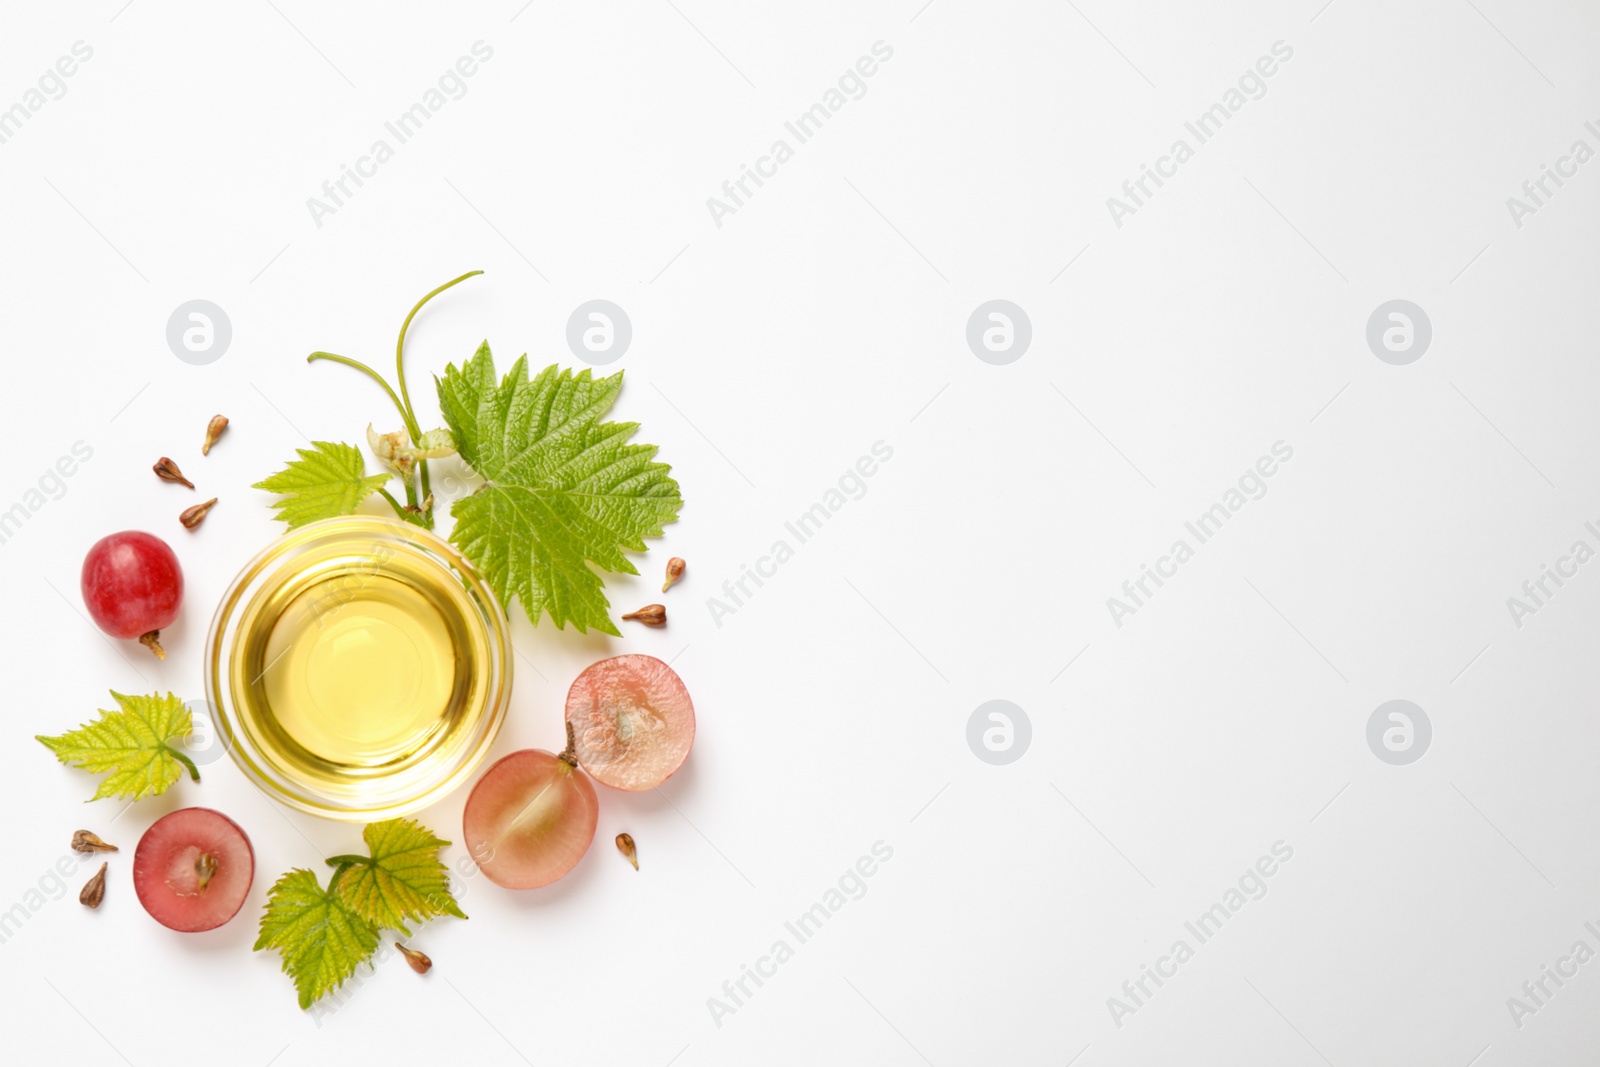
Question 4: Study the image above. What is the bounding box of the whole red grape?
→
[81,531,183,659]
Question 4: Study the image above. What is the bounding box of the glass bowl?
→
[205,516,511,820]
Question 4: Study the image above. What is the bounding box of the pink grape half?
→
[565,654,695,791]
[463,749,599,889]
[132,808,254,932]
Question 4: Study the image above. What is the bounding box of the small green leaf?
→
[437,347,682,634]
[252,441,391,529]
[331,818,467,935]
[36,691,197,802]
[255,869,381,1010]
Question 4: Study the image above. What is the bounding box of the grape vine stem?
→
[394,270,483,519]
[305,270,483,528]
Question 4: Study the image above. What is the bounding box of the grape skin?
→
[463,750,598,889]
[81,530,183,641]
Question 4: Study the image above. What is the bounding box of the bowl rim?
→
[204,516,512,821]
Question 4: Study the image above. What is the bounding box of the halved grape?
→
[132,808,254,932]
[463,741,598,889]
[564,654,695,791]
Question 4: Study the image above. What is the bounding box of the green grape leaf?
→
[436,346,682,634]
[252,441,391,529]
[255,868,382,1010]
[328,818,466,936]
[36,691,198,802]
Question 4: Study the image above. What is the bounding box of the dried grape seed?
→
[71,830,118,854]
[153,457,194,489]
[622,604,667,627]
[202,415,229,455]
[615,832,639,870]
[397,943,433,974]
[180,498,218,530]
[80,862,107,909]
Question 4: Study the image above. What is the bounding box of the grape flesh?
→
[81,531,183,657]
[463,749,598,889]
[132,808,254,932]
[565,655,695,791]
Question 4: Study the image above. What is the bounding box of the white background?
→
[2,1,1598,1064]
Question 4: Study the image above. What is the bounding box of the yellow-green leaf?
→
[36,691,197,802]
[254,869,381,1010]
[331,818,466,935]
[252,441,391,529]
